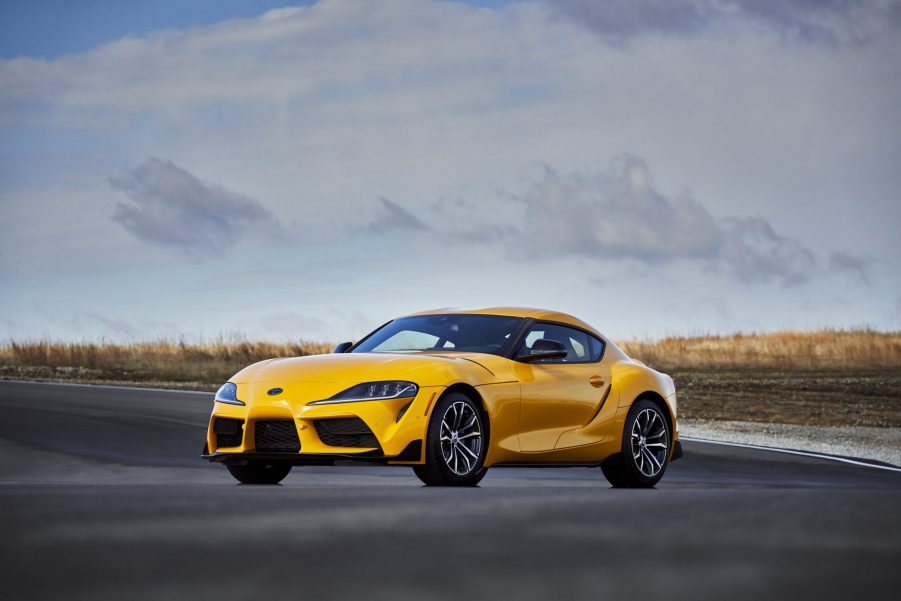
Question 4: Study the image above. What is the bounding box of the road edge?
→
[682,436,901,473]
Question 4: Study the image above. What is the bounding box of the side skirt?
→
[489,462,606,468]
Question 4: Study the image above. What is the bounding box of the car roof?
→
[403,307,603,338]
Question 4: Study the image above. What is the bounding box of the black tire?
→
[412,391,488,487]
[601,399,671,488]
[226,461,292,485]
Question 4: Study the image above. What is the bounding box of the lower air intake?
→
[255,420,300,452]
[315,418,379,448]
[214,418,244,449]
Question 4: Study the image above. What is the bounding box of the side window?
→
[518,322,603,363]
[588,335,605,361]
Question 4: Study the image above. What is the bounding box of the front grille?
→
[214,418,244,449]
[255,420,300,452]
[314,418,379,448]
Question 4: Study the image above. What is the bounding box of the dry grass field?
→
[2,330,899,428]
[618,329,901,370]
[0,340,332,391]
[620,330,901,428]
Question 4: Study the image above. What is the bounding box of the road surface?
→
[1,380,898,600]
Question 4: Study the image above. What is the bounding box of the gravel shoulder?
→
[680,419,901,467]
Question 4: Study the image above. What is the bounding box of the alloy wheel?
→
[439,400,483,476]
[630,408,668,477]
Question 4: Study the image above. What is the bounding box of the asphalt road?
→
[1,380,899,601]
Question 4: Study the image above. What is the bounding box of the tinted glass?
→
[588,334,604,361]
[588,335,605,361]
[519,322,604,363]
[352,314,523,355]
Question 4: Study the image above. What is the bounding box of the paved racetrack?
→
[1,380,899,600]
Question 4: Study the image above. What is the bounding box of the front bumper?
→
[671,439,683,461]
[203,384,445,465]
[202,439,422,466]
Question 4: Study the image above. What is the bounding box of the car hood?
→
[231,351,514,388]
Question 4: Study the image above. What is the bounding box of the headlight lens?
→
[309,381,418,406]
[214,382,245,406]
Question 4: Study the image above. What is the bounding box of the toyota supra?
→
[203,307,681,487]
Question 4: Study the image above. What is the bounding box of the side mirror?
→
[333,341,353,353]
[517,338,568,362]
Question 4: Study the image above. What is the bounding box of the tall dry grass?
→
[619,329,901,370]
[1,330,898,388]
[0,339,332,386]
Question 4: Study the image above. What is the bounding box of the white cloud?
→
[718,216,815,284]
[549,0,899,44]
[829,251,873,284]
[369,197,430,232]
[1,0,899,338]
[110,158,281,254]
[512,156,815,283]
[517,157,721,260]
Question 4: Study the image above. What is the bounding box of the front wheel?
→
[226,461,292,485]
[601,399,671,488]
[412,392,488,486]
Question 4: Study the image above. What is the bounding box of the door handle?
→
[589,376,605,388]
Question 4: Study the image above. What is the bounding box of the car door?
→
[512,322,610,452]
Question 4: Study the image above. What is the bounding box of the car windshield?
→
[351,314,523,356]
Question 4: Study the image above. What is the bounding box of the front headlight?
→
[214,382,245,406]
[309,381,418,406]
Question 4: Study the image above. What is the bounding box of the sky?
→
[1,0,900,343]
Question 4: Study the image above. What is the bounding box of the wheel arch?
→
[632,390,674,441]
[439,383,491,442]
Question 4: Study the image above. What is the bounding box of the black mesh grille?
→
[214,418,244,449]
[255,420,300,452]
[314,418,379,448]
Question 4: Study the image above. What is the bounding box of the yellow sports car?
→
[203,307,681,487]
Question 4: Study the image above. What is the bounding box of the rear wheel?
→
[226,461,292,485]
[412,392,488,487]
[601,399,670,488]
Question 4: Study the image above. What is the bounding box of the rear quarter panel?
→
[611,360,678,441]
